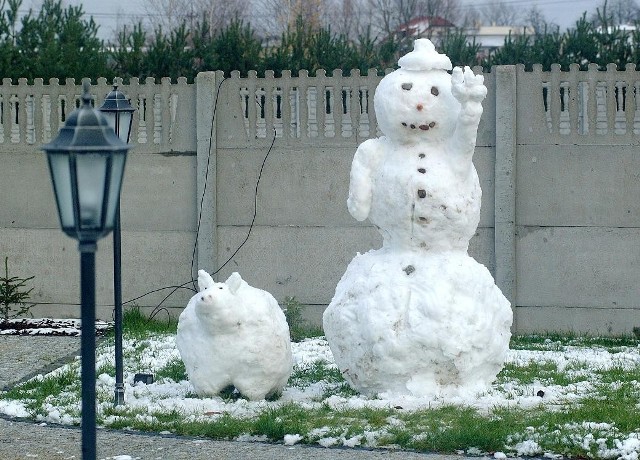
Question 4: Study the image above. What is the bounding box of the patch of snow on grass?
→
[283,434,304,445]
[2,334,640,459]
[0,399,29,417]
[513,439,542,456]
[317,437,339,447]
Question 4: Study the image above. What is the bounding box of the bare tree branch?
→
[141,0,250,34]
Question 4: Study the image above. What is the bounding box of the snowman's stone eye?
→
[401,83,413,90]
[431,86,439,96]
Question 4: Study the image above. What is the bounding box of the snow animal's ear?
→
[225,272,243,294]
[197,270,215,292]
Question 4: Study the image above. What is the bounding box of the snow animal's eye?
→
[431,86,439,96]
[218,286,223,290]
[401,82,413,91]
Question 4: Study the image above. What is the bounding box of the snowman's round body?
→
[323,39,512,398]
[368,138,481,252]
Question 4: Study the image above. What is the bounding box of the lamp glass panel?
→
[75,153,107,228]
[47,153,75,228]
[118,112,133,143]
[103,111,117,134]
[104,152,127,227]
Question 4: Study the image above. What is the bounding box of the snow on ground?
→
[2,334,640,458]
[0,318,112,336]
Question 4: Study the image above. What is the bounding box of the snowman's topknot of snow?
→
[398,38,452,71]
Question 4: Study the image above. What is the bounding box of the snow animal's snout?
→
[195,272,243,312]
[199,285,227,304]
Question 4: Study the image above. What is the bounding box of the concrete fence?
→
[1,65,639,335]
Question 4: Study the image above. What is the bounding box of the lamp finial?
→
[82,80,92,106]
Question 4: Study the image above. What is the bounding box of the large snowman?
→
[323,39,513,398]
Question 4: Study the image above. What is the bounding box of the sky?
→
[461,0,604,28]
[19,0,606,40]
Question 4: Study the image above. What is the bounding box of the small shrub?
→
[282,296,323,342]
[0,256,36,321]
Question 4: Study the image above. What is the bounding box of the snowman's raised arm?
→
[450,66,487,159]
[347,138,382,221]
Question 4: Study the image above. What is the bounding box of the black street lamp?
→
[43,80,131,460]
[99,85,135,407]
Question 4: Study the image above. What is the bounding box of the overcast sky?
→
[463,0,603,28]
[22,0,606,40]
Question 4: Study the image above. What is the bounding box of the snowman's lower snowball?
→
[323,248,512,397]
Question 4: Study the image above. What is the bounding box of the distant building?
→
[394,16,535,58]
[395,16,457,44]
[600,24,637,32]
[465,24,534,58]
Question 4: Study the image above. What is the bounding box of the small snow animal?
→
[176,270,293,400]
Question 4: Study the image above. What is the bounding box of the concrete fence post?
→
[195,71,218,278]
[494,66,517,318]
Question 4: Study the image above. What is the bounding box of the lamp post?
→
[43,81,131,460]
[99,85,134,407]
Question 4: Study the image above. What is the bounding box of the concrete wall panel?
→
[469,228,496,276]
[215,225,381,304]
[0,153,60,229]
[121,153,197,231]
[216,147,355,227]
[3,70,640,335]
[517,145,640,227]
[0,227,114,307]
[516,226,640,309]
[474,146,496,228]
[215,226,495,306]
[216,146,496,228]
[0,228,195,318]
[515,306,640,336]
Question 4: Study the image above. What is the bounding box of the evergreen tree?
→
[143,24,194,81]
[210,18,264,76]
[0,257,35,321]
[439,29,481,68]
[11,0,109,81]
[110,23,147,81]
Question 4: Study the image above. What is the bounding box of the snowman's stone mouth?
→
[401,121,437,131]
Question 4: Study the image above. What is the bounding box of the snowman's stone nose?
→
[416,104,423,111]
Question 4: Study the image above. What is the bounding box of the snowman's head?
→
[374,39,460,145]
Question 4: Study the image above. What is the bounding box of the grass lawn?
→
[1,308,639,459]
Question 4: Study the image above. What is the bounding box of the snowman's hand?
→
[451,67,486,159]
[452,66,487,128]
[451,66,487,106]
